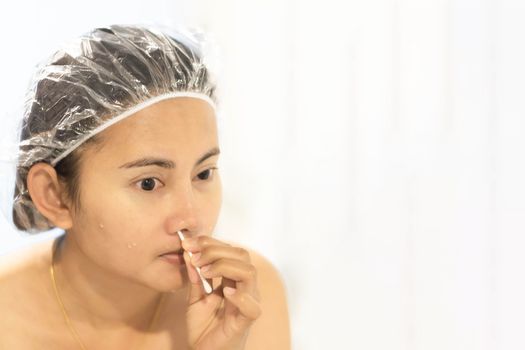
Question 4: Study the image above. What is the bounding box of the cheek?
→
[74,191,153,261]
[212,176,223,216]
[80,180,151,232]
[93,206,153,246]
[198,181,223,233]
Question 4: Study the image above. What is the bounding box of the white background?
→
[1,1,525,349]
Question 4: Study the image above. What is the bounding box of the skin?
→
[0,97,290,349]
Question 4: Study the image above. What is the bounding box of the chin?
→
[147,269,188,293]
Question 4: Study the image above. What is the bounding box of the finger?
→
[183,251,210,304]
[221,276,237,291]
[222,287,262,326]
[190,245,251,269]
[200,259,258,294]
[220,277,238,320]
[181,235,231,253]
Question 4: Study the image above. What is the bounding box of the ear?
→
[26,162,74,230]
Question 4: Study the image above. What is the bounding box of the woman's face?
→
[66,97,222,291]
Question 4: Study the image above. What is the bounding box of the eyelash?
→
[135,167,218,192]
[196,167,218,181]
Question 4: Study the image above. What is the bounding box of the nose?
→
[165,183,200,237]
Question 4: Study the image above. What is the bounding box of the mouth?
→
[160,249,183,255]
[159,249,185,265]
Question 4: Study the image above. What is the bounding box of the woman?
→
[0,24,290,349]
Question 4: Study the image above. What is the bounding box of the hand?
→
[181,236,261,350]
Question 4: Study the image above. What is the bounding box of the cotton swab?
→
[177,230,213,294]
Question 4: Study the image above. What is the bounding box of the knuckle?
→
[196,235,208,245]
[246,264,257,278]
[200,246,212,258]
[214,259,226,269]
[235,247,249,260]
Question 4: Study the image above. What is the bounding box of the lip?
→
[159,252,185,265]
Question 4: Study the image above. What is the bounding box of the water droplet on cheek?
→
[126,242,138,249]
[99,223,104,229]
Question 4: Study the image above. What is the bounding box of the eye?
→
[136,177,163,191]
[196,168,217,181]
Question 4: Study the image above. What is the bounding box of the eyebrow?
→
[118,147,220,169]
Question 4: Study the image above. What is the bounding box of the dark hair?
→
[54,150,84,213]
[53,136,103,212]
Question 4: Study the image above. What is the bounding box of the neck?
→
[52,233,164,331]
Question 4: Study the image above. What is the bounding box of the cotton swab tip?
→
[177,230,213,294]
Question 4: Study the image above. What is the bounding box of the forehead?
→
[96,97,217,152]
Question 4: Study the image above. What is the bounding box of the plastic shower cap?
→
[11,24,217,233]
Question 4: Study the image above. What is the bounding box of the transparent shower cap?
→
[9,23,218,233]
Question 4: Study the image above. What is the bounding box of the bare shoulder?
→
[0,238,61,347]
[246,248,286,292]
[243,246,291,350]
[0,237,54,286]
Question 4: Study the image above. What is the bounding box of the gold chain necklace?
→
[50,236,165,350]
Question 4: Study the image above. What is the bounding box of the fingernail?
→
[200,265,211,274]
[223,287,236,296]
[192,253,201,263]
